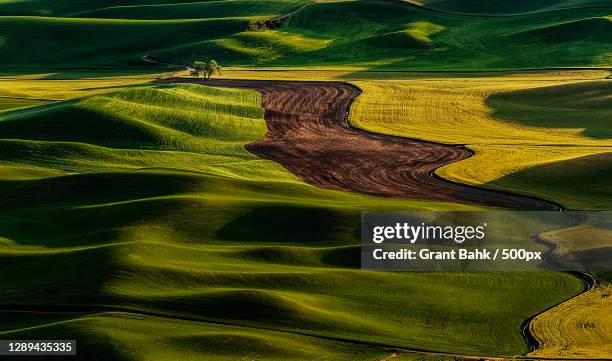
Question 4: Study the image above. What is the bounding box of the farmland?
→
[349,72,612,210]
[529,282,611,359]
[0,82,587,360]
[0,0,609,71]
[0,0,610,360]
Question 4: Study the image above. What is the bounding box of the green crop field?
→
[0,0,610,71]
[407,0,612,14]
[0,0,610,360]
[0,83,585,359]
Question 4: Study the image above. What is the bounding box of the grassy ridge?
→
[2,0,607,17]
[408,0,612,14]
[71,0,310,20]
[477,151,612,210]
[269,2,611,69]
[0,16,247,70]
[0,85,266,151]
[0,310,460,361]
[0,75,152,100]
[349,75,612,210]
[0,0,280,17]
[487,81,611,139]
[0,97,48,111]
[539,214,612,276]
[0,83,584,359]
[0,0,610,71]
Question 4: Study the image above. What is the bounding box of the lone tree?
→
[204,60,221,79]
[191,60,221,79]
[191,61,206,77]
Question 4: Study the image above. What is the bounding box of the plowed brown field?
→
[166,79,559,209]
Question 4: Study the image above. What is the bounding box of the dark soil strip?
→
[163,78,559,210]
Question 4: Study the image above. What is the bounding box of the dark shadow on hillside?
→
[1,216,133,361]
[217,206,359,246]
[486,81,612,139]
[320,246,361,268]
[565,247,612,272]
[0,171,205,247]
[482,152,612,210]
[0,310,130,361]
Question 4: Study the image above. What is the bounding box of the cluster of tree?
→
[245,16,290,32]
[246,19,270,32]
[191,60,222,79]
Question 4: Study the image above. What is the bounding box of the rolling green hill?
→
[0,0,308,17]
[485,152,612,210]
[407,0,612,14]
[0,0,609,359]
[0,16,247,70]
[70,0,310,20]
[0,0,609,71]
[0,84,584,359]
[488,80,612,140]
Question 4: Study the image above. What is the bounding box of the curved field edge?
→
[528,283,611,359]
[527,222,611,359]
[0,82,587,358]
[438,149,612,210]
[0,311,400,361]
[348,76,612,210]
[0,309,468,361]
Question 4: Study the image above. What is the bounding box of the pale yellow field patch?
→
[529,283,612,359]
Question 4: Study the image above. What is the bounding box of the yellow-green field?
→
[348,71,612,209]
[529,283,612,359]
[0,73,153,102]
